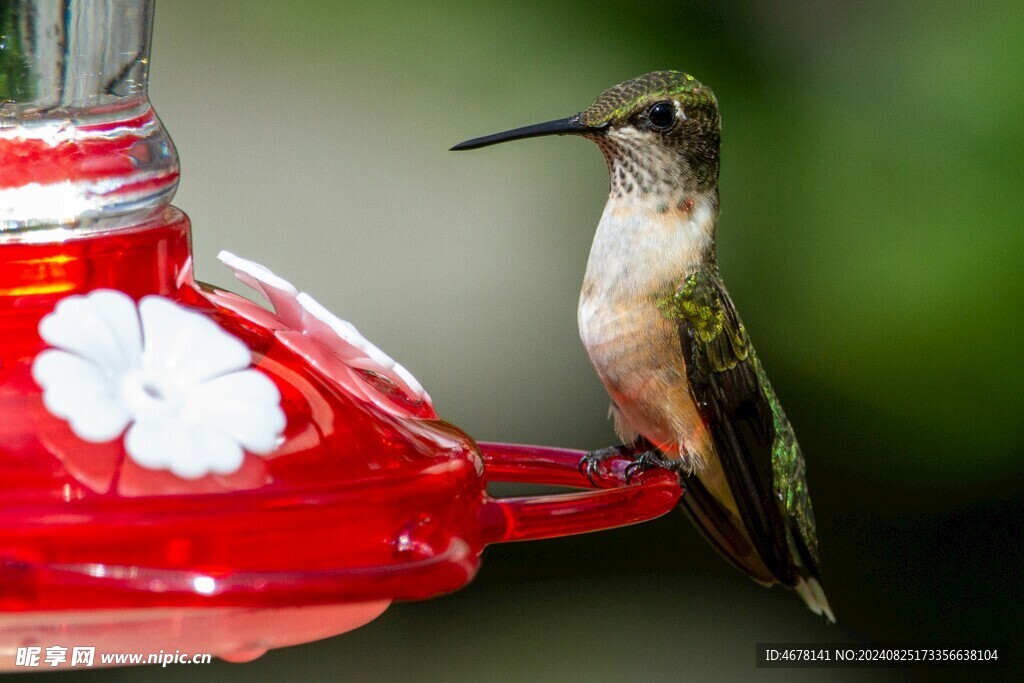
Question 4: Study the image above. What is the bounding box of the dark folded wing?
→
[679,474,777,585]
[662,269,819,585]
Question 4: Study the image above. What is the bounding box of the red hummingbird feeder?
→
[0,0,681,666]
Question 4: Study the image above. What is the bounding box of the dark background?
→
[44,0,1023,680]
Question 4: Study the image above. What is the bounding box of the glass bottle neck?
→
[0,0,178,238]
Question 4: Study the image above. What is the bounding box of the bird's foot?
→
[624,450,686,484]
[579,444,635,486]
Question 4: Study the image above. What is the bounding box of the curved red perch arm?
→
[476,442,683,545]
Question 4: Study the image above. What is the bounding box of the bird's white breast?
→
[577,193,717,463]
[578,193,715,342]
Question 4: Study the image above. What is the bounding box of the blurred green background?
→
[69,0,1023,680]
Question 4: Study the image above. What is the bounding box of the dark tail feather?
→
[788,525,836,622]
[681,477,837,621]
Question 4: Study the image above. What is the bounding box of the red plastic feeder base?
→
[0,211,681,666]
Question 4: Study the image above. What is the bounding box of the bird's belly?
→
[578,293,738,523]
[578,293,712,464]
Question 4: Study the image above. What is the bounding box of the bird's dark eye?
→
[648,102,675,129]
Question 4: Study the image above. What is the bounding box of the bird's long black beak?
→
[450,115,602,151]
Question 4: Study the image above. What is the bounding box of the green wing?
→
[658,268,821,584]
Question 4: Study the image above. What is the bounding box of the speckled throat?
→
[590,128,721,214]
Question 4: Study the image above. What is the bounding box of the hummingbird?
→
[452,71,834,621]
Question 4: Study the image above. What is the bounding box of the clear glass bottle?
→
[0,0,177,234]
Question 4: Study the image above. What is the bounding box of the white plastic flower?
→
[32,290,286,479]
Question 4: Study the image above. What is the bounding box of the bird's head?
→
[452,71,721,199]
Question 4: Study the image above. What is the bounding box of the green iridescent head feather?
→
[578,71,718,128]
[575,71,722,191]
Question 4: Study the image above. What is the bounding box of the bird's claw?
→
[624,450,685,484]
[580,445,684,486]
[579,444,633,486]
